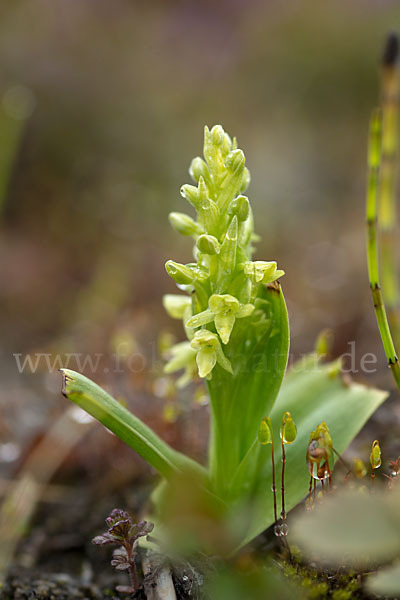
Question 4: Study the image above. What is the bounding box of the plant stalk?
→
[366,108,400,391]
[379,34,400,348]
[126,544,139,592]
[271,439,278,523]
[281,439,286,521]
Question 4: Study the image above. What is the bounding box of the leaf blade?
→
[60,369,207,483]
[239,359,388,546]
[207,282,289,498]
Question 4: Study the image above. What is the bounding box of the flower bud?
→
[197,177,219,233]
[198,176,211,204]
[169,212,202,236]
[189,156,210,183]
[240,167,251,193]
[165,260,195,285]
[222,132,233,156]
[180,184,199,208]
[228,195,250,222]
[211,125,224,147]
[226,149,245,174]
[203,125,214,167]
[196,234,220,255]
[185,262,209,282]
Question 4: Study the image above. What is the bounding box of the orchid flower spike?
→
[163,125,285,383]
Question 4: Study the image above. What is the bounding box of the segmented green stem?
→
[379,35,400,347]
[366,108,400,390]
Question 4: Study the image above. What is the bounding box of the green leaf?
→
[60,369,207,484]
[207,282,289,498]
[238,358,388,547]
[228,439,260,500]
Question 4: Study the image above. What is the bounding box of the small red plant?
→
[93,508,154,595]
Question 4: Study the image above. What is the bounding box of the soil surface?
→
[0,485,177,600]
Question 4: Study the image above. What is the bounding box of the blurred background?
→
[1,0,400,561]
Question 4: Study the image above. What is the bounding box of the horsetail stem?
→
[366,108,400,390]
[379,34,400,347]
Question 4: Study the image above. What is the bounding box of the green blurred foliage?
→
[205,560,302,600]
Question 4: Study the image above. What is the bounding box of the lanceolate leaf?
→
[60,369,207,484]
[238,358,388,547]
[207,282,289,498]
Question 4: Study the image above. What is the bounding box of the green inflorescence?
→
[163,125,284,386]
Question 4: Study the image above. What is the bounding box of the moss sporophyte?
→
[60,124,388,554]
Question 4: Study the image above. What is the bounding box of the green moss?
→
[283,564,298,579]
[308,582,329,599]
[332,589,353,600]
[281,550,364,600]
[347,578,361,593]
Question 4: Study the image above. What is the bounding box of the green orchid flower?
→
[243,260,285,285]
[168,212,204,237]
[190,329,233,378]
[164,341,197,388]
[162,294,192,320]
[186,294,254,345]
